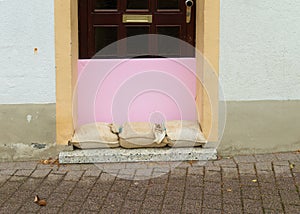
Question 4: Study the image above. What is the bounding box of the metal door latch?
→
[185,0,194,23]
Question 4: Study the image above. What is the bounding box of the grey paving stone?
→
[256,162,273,171]
[202,194,222,210]
[37,207,60,214]
[135,168,153,177]
[273,165,292,177]
[34,184,56,198]
[0,175,10,186]
[80,210,100,214]
[223,203,243,214]
[142,195,164,211]
[0,181,22,194]
[126,186,147,201]
[68,187,90,202]
[185,174,203,187]
[240,175,259,187]
[241,186,261,200]
[0,169,16,176]
[77,176,98,188]
[17,200,41,213]
[19,178,43,190]
[163,190,184,204]
[46,173,64,182]
[223,192,243,205]
[0,201,22,213]
[64,170,84,181]
[122,198,143,210]
[284,204,300,213]
[213,158,236,167]
[204,170,221,182]
[83,170,102,177]
[187,166,204,175]
[260,184,280,196]
[204,181,222,195]
[14,169,34,177]
[234,155,256,163]
[273,160,290,166]
[276,153,300,161]
[54,180,77,193]
[222,167,239,179]
[140,208,160,214]
[60,200,83,213]
[262,197,283,210]
[167,180,185,192]
[170,168,187,177]
[184,186,203,200]
[243,198,264,213]
[255,154,278,162]
[1,152,300,213]
[31,169,52,178]
[146,184,166,196]
[162,202,182,212]
[14,161,37,169]
[182,199,201,213]
[9,175,27,182]
[238,163,256,174]
[264,209,284,214]
[201,208,222,214]
[0,162,16,170]
[46,192,69,207]
[256,170,275,183]
[81,196,104,211]
[98,172,116,182]
[205,165,221,172]
[280,190,300,205]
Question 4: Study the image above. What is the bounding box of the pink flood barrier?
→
[76,58,198,128]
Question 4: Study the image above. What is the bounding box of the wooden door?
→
[79,0,196,59]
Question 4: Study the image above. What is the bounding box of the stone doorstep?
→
[59,147,217,164]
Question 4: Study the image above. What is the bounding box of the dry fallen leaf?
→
[34,195,47,206]
[227,188,232,192]
[290,163,295,169]
[40,158,60,168]
[187,160,198,166]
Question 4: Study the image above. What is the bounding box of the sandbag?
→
[119,122,167,148]
[164,120,207,147]
[72,122,120,149]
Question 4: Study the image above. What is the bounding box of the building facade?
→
[0,0,299,161]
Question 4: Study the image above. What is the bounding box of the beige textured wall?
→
[219,101,300,156]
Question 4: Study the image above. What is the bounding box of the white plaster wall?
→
[220,0,300,101]
[0,0,55,104]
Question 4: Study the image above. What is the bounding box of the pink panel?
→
[76,58,197,127]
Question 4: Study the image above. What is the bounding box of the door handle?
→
[185,0,194,23]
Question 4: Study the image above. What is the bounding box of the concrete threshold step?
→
[59,147,217,164]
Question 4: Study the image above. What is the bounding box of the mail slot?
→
[122,14,152,23]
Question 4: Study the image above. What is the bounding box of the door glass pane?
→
[126,27,149,55]
[96,0,117,9]
[157,26,180,56]
[157,0,179,9]
[95,27,118,56]
[127,0,148,9]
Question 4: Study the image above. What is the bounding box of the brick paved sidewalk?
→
[0,152,300,213]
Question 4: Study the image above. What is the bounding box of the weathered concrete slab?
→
[59,147,217,164]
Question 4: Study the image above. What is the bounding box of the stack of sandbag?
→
[119,122,167,148]
[71,122,120,149]
[164,120,207,147]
